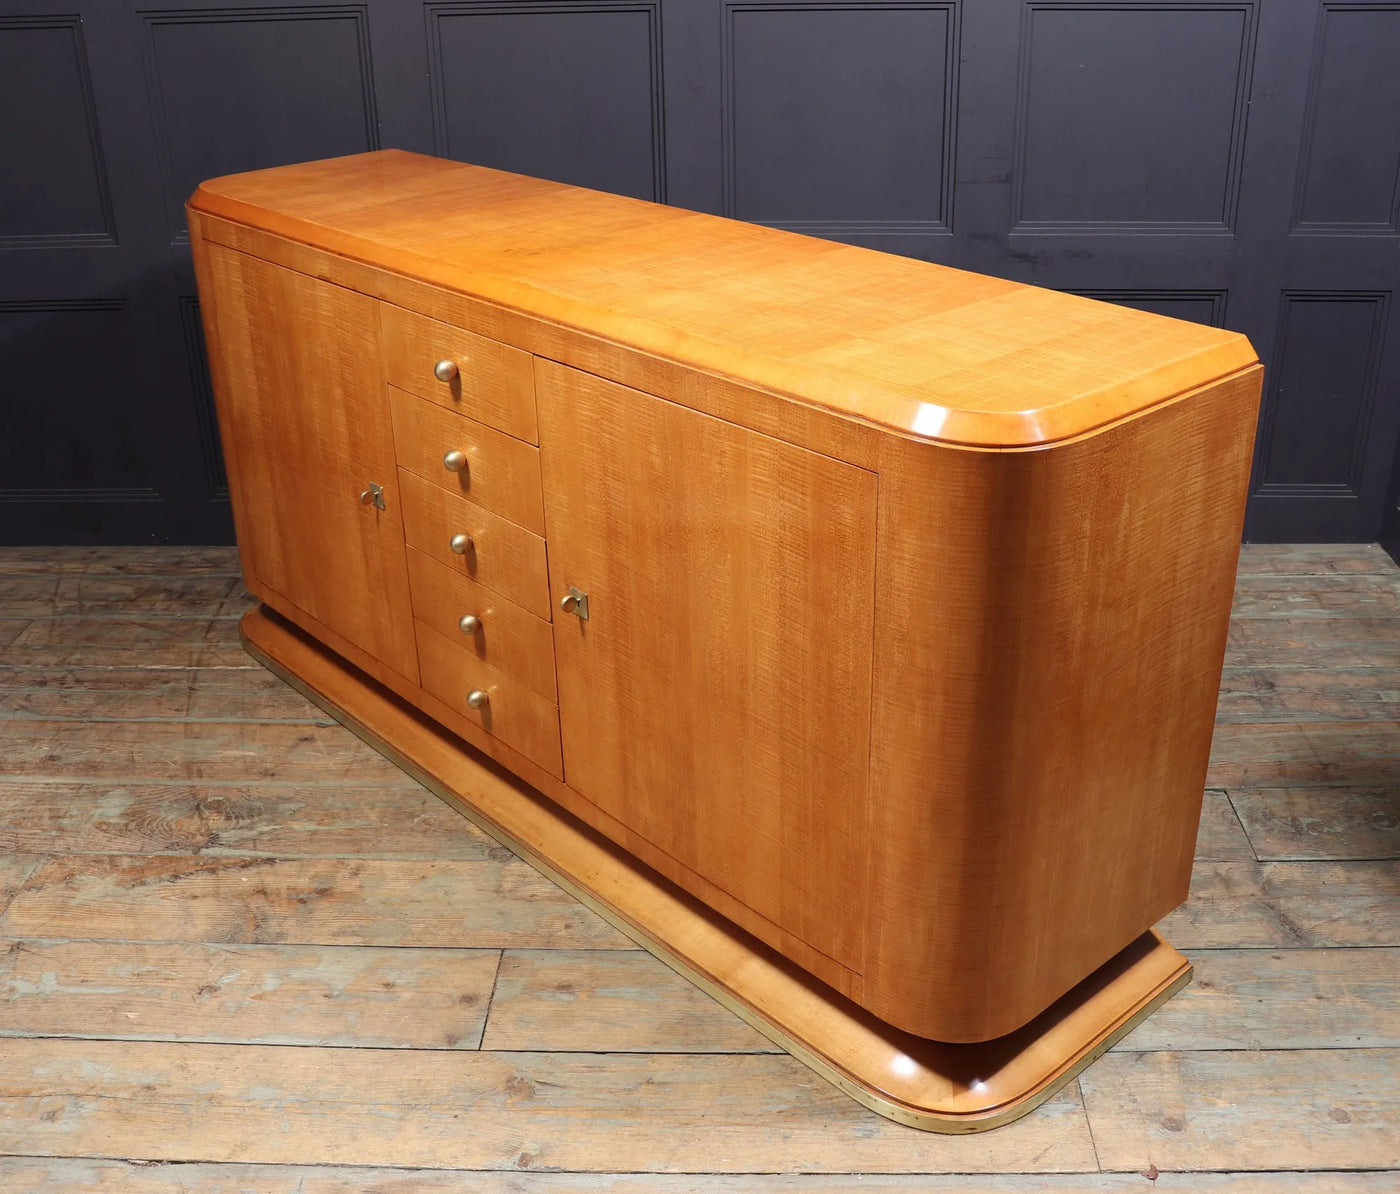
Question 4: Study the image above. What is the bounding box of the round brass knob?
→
[433,359,458,383]
[443,449,468,474]
[466,689,489,710]
[450,532,472,555]
[459,613,482,635]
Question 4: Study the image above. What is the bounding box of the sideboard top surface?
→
[189,149,1257,449]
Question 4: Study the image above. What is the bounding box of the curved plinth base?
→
[242,604,1191,1133]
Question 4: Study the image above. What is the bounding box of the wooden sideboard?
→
[189,149,1262,1131]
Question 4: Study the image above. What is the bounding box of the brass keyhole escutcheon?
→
[560,586,589,621]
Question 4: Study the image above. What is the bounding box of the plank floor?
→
[1,543,1397,1190]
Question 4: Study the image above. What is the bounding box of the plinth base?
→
[242,604,1191,1133]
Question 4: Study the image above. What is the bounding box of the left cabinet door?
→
[197,244,419,684]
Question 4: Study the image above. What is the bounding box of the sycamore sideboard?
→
[189,149,1262,1131]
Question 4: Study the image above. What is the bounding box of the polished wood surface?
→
[199,207,889,475]
[192,150,1255,449]
[406,547,556,700]
[864,366,1265,1041]
[537,359,878,972]
[381,300,538,443]
[388,387,545,535]
[415,619,562,778]
[397,469,551,620]
[186,152,1265,1122]
[192,242,419,683]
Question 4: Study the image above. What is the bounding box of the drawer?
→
[390,386,545,534]
[398,468,551,619]
[406,546,556,699]
[416,619,563,778]
[381,304,537,443]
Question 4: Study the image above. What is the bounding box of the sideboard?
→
[189,149,1262,1131]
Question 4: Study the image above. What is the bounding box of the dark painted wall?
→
[2,0,1398,544]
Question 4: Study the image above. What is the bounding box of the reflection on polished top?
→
[190,149,1257,449]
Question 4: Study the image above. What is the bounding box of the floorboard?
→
[0,780,504,859]
[1221,617,1400,669]
[1229,572,1400,619]
[1080,1048,1400,1171]
[1111,948,1400,1051]
[1231,543,1397,575]
[1205,721,1400,788]
[1229,786,1400,860]
[0,854,632,949]
[1196,790,1256,860]
[19,1162,1395,1193]
[1215,667,1400,724]
[0,574,251,618]
[0,938,500,1048]
[0,719,415,784]
[0,1038,1097,1173]
[0,615,255,667]
[0,664,329,722]
[481,949,776,1054]
[1158,859,1400,948]
[0,541,1396,1181]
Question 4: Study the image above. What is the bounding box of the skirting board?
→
[242,603,1191,1133]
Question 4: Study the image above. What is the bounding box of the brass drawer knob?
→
[443,449,468,473]
[459,613,482,635]
[433,358,459,383]
[450,532,473,555]
[466,688,489,710]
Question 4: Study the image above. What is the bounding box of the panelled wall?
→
[2,0,1398,543]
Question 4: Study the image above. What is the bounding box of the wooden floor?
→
[0,545,1396,1192]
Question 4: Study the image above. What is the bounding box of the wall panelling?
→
[2,0,1397,542]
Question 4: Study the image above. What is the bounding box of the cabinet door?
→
[537,361,877,970]
[199,245,418,682]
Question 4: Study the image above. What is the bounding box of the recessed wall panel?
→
[1295,4,1400,232]
[1259,294,1388,494]
[0,17,114,246]
[0,302,150,494]
[429,3,662,202]
[143,8,377,237]
[1074,290,1225,326]
[726,3,955,230]
[1016,3,1254,230]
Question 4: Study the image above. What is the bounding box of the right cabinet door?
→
[537,361,877,971]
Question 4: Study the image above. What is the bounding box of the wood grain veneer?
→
[388,387,545,534]
[193,150,1254,450]
[536,358,878,974]
[405,547,557,700]
[381,301,538,442]
[192,242,418,685]
[187,151,1264,1129]
[397,470,551,620]
[865,366,1263,1041]
[414,620,562,779]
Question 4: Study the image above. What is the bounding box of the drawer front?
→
[381,304,537,443]
[416,619,562,778]
[390,386,545,534]
[398,468,551,619]
[406,546,556,699]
